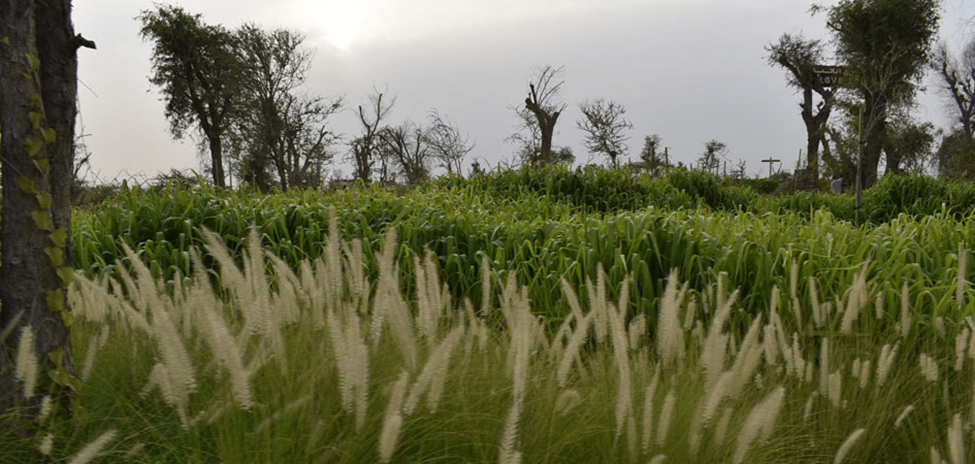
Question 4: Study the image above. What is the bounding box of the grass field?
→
[3,167,975,463]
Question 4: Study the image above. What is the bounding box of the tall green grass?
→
[73,180,975,329]
[4,209,974,462]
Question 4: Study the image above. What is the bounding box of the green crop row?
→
[72,173,975,331]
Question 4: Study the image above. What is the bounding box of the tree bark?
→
[0,0,82,416]
[861,95,886,189]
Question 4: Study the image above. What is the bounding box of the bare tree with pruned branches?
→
[577,98,633,167]
[347,91,394,183]
[423,110,473,176]
[509,65,567,166]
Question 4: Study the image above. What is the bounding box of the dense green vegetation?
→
[73,167,975,329]
[5,167,975,462]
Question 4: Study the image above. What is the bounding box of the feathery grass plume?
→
[552,278,585,361]
[198,298,252,409]
[733,386,785,464]
[874,292,884,320]
[586,264,609,344]
[840,263,870,333]
[648,454,666,464]
[67,429,117,464]
[608,284,633,441]
[702,284,738,390]
[876,342,899,388]
[802,393,815,425]
[144,363,190,427]
[81,325,111,382]
[810,276,823,328]
[727,314,764,398]
[714,406,733,445]
[955,328,970,371]
[763,323,778,366]
[900,282,912,338]
[935,317,946,338]
[628,313,647,351]
[792,333,806,382]
[38,395,53,422]
[683,295,698,332]
[299,260,325,328]
[947,413,964,464]
[932,447,945,464]
[641,365,661,455]
[124,443,145,459]
[38,433,53,456]
[554,389,582,416]
[326,296,369,431]
[251,396,311,436]
[920,353,939,383]
[833,428,865,464]
[657,269,687,367]
[373,227,417,371]
[893,404,914,429]
[380,371,410,463]
[827,371,842,408]
[819,338,830,396]
[15,326,38,399]
[403,324,464,415]
[414,252,438,341]
[656,389,676,447]
[858,359,871,389]
[703,371,733,426]
[498,397,523,464]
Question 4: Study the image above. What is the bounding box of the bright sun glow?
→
[310,2,368,50]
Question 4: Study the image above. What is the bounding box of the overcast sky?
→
[72,0,974,183]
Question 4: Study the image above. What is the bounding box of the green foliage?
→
[70,170,975,331]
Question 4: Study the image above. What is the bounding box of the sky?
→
[72,0,975,184]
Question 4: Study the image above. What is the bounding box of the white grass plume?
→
[833,428,865,464]
[657,269,687,367]
[403,324,464,416]
[380,371,410,463]
[733,386,785,464]
[15,326,38,399]
[67,429,117,464]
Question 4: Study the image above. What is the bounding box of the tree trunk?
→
[209,135,226,188]
[0,0,80,416]
[861,95,886,189]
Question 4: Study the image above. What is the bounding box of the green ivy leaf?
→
[46,289,64,312]
[31,210,51,231]
[29,111,41,129]
[45,246,64,267]
[23,137,43,157]
[42,128,56,145]
[18,177,38,195]
[36,192,53,210]
[27,53,41,71]
[57,266,75,286]
[33,157,49,173]
[50,228,68,248]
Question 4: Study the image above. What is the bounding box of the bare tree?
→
[423,110,473,175]
[347,91,394,182]
[378,121,430,186]
[231,25,342,191]
[698,140,728,175]
[933,40,975,139]
[577,99,633,167]
[766,33,837,182]
[509,65,567,165]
